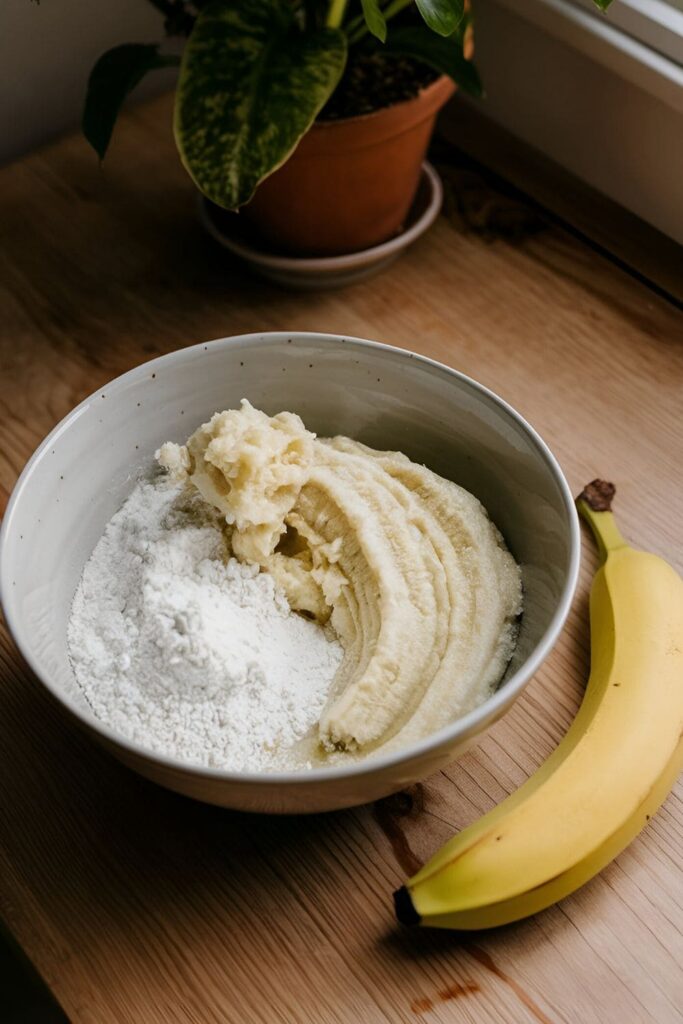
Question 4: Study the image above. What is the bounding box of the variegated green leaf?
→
[174,0,347,210]
[415,0,465,37]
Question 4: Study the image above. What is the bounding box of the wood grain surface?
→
[438,101,683,306]
[1,93,682,1024]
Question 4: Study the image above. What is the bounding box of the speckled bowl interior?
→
[0,333,580,812]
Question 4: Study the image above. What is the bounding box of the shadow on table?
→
[0,921,69,1024]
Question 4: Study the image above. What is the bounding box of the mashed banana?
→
[158,400,522,756]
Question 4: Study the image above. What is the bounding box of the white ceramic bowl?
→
[0,333,580,813]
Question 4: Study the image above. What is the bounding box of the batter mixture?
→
[157,400,522,761]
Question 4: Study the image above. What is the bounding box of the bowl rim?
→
[0,332,581,787]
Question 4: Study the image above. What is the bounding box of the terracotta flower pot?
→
[242,75,456,257]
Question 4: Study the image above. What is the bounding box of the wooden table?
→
[1,94,681,1024]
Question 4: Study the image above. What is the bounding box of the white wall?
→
[1,0,175,165]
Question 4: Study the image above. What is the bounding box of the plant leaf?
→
[414,0,465,37]
[83,44,179,159]
[174,0,347,210]
[361,0,387,42]
[384,25,482,98]
[592,0,614,8]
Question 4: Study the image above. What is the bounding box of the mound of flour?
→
[67,477,343,771]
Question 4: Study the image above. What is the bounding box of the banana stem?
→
[576,480,628,563]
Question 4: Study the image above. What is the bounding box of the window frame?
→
[457,0,683,243]
[571,0,683,65]
[491,0,683,110]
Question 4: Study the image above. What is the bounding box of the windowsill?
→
[571,0,683,65]
[493,0,683,109]
[458,0,683,244]
[438,98,683,303]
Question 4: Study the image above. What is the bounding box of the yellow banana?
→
[394,480,683,930]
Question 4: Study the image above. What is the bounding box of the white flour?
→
[67,477,343,771]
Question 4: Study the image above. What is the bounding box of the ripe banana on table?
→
[394,480,683,930]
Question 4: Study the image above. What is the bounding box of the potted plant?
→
[84,0,613,257]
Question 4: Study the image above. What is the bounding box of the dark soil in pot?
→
[319,53,438,122]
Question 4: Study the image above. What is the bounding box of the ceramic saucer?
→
[198,161,443,290]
